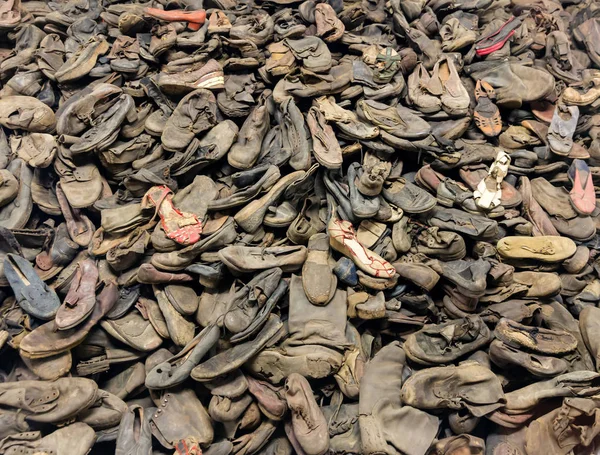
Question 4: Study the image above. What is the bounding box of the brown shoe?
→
[285,373,329,455]
[401,362,505,416]
[208,10,232,34]
[137,263,194,284]
[20,283,118,359]
[504,371,600,414]
[579,305,600,371]
[115,405,152,455]
[150,388,213,448]
[433,435,485,455]
[246,343,343,384]
[306,106,342,169]
[517,176,559,236]
[0,423,96,455]
[153,285,195,347]
[359,341,439,455]
[227,93,271,169]
[489,339,569,378]
[525,395,600,455]
[157,59,225,95]
[191,314,284,382]
[315,3,344,42]
[403,315,492,365]
[56,182,95,247]
[247,376,287,421]
[100,309,163,352]
[161,89,217,152]
[392,260,440,291]
[0,378,98,423]
[55,259,99,330]
[494,318,578,355]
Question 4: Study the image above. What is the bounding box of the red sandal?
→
[142,185,202,246]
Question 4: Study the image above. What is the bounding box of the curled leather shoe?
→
[0,96,56,132]
[146,325,220,389]
[285,373,329,455]
[401,362,506,417]
[403,315,492,365]
[494,318,578,355]
[55,259,98,330]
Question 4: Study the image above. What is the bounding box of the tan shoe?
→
[157,59,225,95]
[562,77,600,106]
[54,37,109,83]
[497,236,577,262]
[495,318,578,355]
[208,10,232,34]
[0,96,56,133]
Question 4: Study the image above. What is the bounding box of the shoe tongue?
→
[440,325,456,344]
[424,65,444,95]
[457,318,479,341]
[300,67,333,82]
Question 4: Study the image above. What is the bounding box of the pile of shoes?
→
[3,0,600,454]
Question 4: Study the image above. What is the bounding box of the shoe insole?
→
[9,257,31,287]
[438,62,450,84]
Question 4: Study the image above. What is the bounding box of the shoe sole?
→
[248,350,342,384]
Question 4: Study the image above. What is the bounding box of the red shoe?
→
[144,7,206,31]
[569,159,597,215]
[475,16,521,57]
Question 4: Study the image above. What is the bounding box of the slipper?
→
[547,104,579,156]
[142,185,202,246]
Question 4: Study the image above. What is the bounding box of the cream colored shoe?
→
[328,214,396,279]
[497,236,577,262]
[474,150,511,210]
